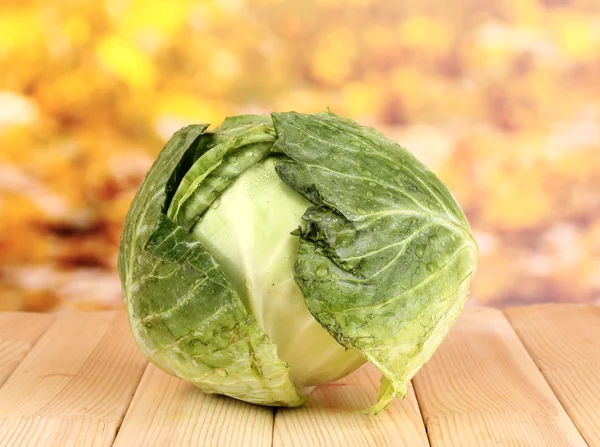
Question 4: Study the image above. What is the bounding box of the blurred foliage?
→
[0,0,599,311]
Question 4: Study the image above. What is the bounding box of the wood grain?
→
[0,312,53,386]
[412,307,586,447]
[506,304,600,446]
[0,312,147,447]
[113,364,274,447]
[273,364,429,447]
[0,306,597,446]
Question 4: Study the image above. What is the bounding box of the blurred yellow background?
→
[1,0,599,311]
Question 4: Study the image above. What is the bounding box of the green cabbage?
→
[118,111,478,414]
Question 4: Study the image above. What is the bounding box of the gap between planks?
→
[112,363,274,447]
[0,312,147,447]
[506,304,600,446]
[412,306,587,447]
[272,365,428,447]
[0,312,54,387]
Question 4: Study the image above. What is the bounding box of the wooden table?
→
[0,304,597,446]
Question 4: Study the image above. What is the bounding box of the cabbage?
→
[118,111,478,414]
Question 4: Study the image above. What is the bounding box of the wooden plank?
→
[113,364,273,447]
[0,312,147,447]
[506,304,600,446]
[0,312,54,386]
[273,364,429,447]
[412,307,586,447]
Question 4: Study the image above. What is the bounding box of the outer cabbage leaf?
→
[118,124,305,406]
[271,111,479,414]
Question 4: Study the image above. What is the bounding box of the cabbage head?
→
[118,111,478,414]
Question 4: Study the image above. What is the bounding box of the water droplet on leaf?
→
[316,266,328,277]
[416,244,426,258]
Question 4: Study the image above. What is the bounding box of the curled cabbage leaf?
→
[118,111,478,414]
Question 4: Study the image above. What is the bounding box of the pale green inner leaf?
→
[192,158,365,389]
